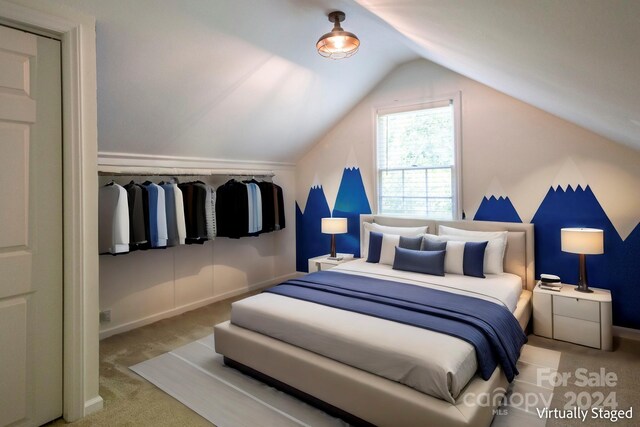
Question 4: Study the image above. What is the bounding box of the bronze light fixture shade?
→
[316,11,360,60]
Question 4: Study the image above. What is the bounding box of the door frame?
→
[0,0,100,422]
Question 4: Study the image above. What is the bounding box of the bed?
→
[214,215,535,427]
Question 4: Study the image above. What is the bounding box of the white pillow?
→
[422,235,481,275]
[437,225,508,274]
[379,234,401,265]
[362,222,428,256]
[443,240,465,274]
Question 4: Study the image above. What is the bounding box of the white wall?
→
[98,167,296,339]
[297,59,640,240]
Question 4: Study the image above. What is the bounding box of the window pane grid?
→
[377,102,456,219]
[378,166,453,217]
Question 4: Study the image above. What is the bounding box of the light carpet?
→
[131,334,560,427]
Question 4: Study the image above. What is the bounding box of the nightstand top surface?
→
[309,253,356,265]
[534,282,611,302]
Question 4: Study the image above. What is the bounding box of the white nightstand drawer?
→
[319,262,338,271]
[553,315,600,348]
[553,295,599,322]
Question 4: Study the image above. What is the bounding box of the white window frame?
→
[373,93,462,219]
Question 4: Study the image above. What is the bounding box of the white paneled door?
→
[0,25,63,426]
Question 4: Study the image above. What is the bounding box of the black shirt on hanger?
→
[274,183,285,230]
[124,181,151,250]
[216,179,249,239]
[178,182,208,244]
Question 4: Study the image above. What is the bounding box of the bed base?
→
[215,321,509,427]
[223,356,375,426]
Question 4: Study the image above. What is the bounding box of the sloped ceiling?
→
[356,0,640,150]
[50,0,417,163]
[44,0,640,162]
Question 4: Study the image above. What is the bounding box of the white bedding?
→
[230,259,523,403]
[332,259,523,312]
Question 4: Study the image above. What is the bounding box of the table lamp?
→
[561,228,604,293]
[321,217,348,260]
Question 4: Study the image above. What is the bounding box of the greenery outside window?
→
[375,96,461,219]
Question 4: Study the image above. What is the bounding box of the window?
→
[376,97,460,219]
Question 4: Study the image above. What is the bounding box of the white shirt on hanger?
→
[99,183,130,254]
[172,183,187,245]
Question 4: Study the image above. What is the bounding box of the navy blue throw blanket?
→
[265,271,527,382]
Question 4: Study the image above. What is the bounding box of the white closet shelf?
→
[98,165,275,177]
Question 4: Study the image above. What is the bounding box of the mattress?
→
[230,260,523,403]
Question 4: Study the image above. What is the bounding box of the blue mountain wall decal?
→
[532,185,640,328]
[332,168,372,258]
[295,186,331,272]
[474,196,522,223]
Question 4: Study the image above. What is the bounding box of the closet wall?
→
[98,167,296,338]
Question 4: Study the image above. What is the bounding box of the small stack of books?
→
[538,274,562,291]
[538,281,562,292]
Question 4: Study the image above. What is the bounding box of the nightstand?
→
[533,283,612,350]
[308,254,356,272]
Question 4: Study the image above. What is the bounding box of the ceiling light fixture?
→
[316,11,360,60]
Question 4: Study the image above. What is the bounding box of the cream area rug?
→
[130,334,560,427]
[130,334,347,427]
[493,344,561,427]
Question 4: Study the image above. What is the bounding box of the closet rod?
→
[97,165,275,177]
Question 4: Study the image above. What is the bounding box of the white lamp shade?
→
[561,228,604,255]
[321,217,348,234]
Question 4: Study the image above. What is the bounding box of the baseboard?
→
[98,272,299,340]
[613,325,640,341]
[84,396,103,417]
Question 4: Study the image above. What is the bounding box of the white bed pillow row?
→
[362,222,428,256]
[368,231,487,278]
[437,226,508,274]
[362,222,508,274]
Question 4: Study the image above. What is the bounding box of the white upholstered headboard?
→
[360,214,535,291]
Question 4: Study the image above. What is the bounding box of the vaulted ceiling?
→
[51,0,639,163]
[355,0,640,151]
[51,0,417,163]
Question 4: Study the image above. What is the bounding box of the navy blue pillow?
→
[392,247,446,276]
[463,241,488,278]
[421,238,447,251]
[366,231,383,263]
[399,235,423,251]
